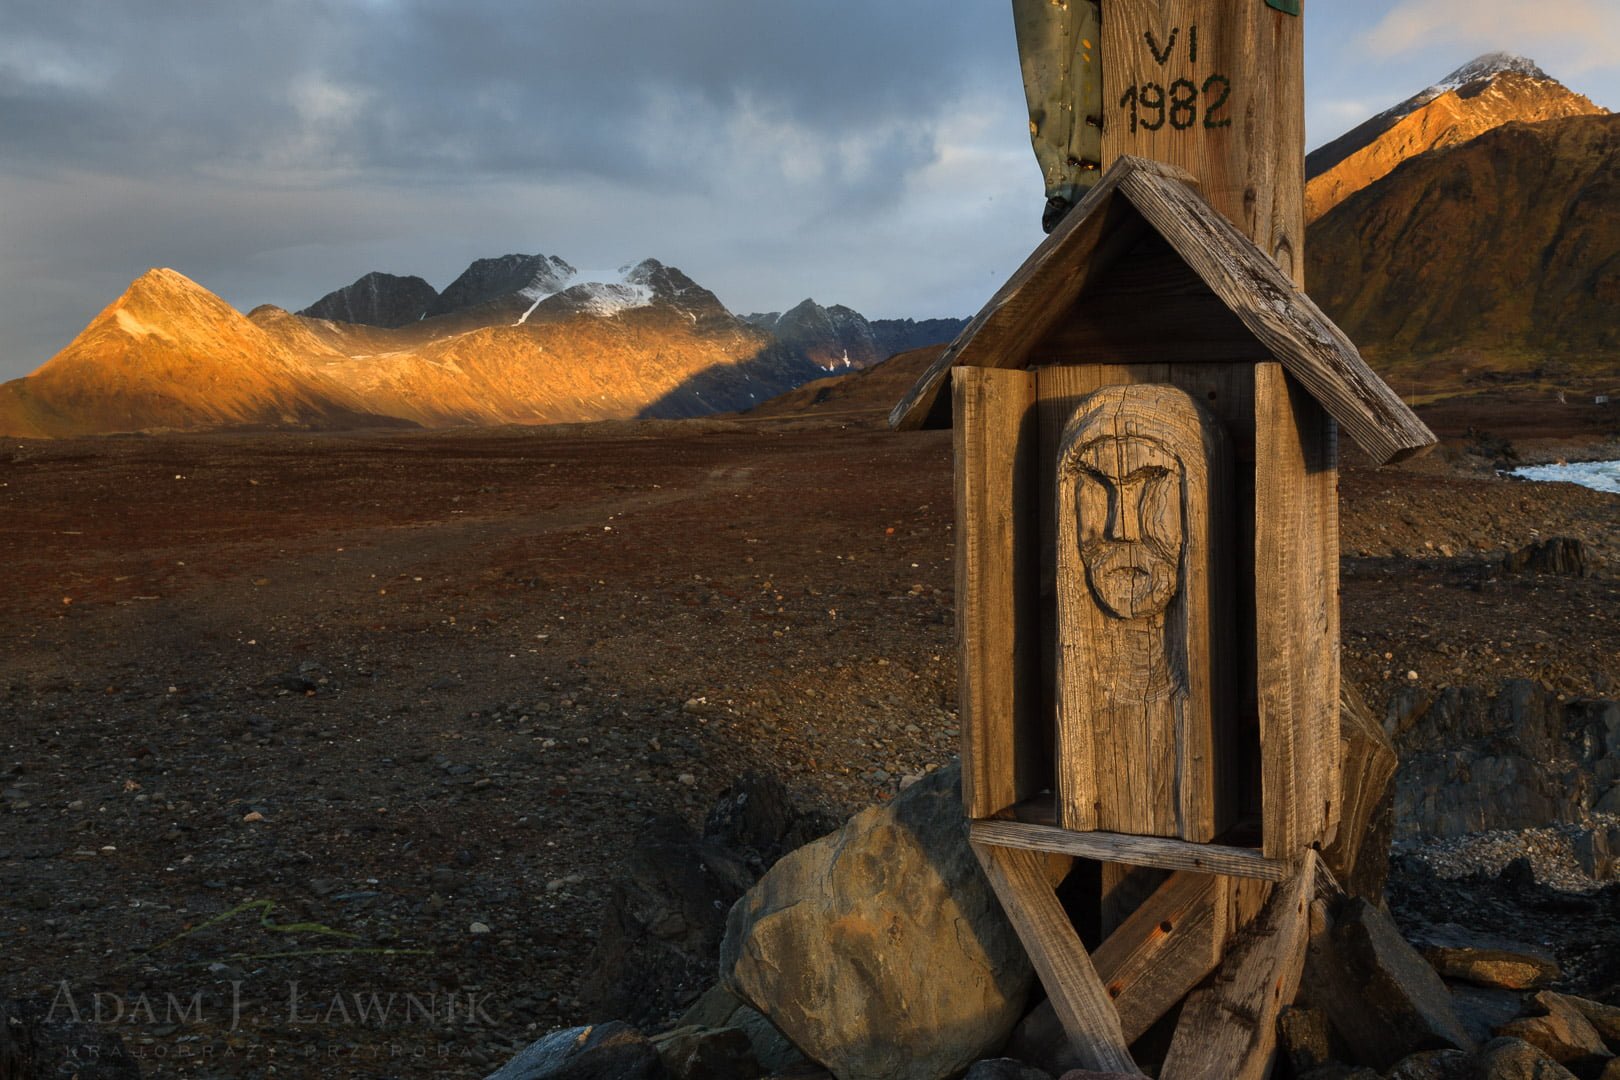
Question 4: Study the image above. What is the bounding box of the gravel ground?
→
[1397,814,1620,894]
[1,416,1618,1077]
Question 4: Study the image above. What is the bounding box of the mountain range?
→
[744,54,1620,421]
[1308,110,1620,388]
[1300,55,1616,394]
[1305,53,1606,222]
[1,53,1612,438]
[0,256,966,438]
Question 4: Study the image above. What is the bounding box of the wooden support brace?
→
[1160,852,1317,1080]
[1093,870,1229,1044]
[971,819,1286,881]
[1322,682,1398,900]
[972,840,1144,1076]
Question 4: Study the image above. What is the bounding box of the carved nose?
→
[1106,487,1139,543]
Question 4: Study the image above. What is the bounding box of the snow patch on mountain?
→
[515,265,655,324]
[1376,53,1552,122]
[114,308,176,343]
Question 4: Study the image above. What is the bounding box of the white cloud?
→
[0,38,107,93]
[1362,0,1620,74]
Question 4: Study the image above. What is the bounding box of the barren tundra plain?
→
[3,403,1620,1078]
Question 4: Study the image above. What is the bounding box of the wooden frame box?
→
[896,156,1434,867]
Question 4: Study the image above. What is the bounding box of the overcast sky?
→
[1,0,1615,380]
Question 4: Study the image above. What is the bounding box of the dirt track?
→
[2,416,1618,1077]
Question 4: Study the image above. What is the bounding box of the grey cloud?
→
[0,0,1042,378]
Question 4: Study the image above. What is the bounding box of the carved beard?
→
[1081,537,1180,620]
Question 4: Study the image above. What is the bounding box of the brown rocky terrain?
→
[1307,112,1620,396]
[1305,55,1606,222]
[1,407,1618,1077]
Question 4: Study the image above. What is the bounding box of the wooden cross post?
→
[969,3,1339,1076]
[899,2,1432,1076]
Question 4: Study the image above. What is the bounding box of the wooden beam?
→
[972,841,1144,1076]
[1322,682,1398,898]
[1100,0,1305,285]
[971,820,1286,882]
[1254,362,1339,859]
[1160,852,1317,1080]
[1092,870,1229,1044]
[953,367,1044,819]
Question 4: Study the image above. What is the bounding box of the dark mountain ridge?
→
[1308,112,1620,387]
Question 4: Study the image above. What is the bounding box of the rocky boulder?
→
[1504,538,1588,577]
[1473,1036,1580,1079]
[719,762,1034,1080]
[1408,924,1561,990]
[1302,897,1473,1070]
[580,774,836,1029]
[1387,681,1620,841]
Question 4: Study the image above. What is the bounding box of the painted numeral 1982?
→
[1119,74,1232,133]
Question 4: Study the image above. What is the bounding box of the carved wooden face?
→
[1072,433,1184,620]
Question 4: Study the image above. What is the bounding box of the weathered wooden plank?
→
[1116,168,1434,465]
[1228,875,1275,937]
[1100,862,1169,939]
[971,820,1286,882]
[972,841,1144,1076]
[1036,364,1255,833]
[1053,383,1234,840]
[1092,870,1229,1043]
[1100,0,1305,284]
[1254,362,1339,860]
[954,367,1044,819]
[1160,851,1317,1080]
[888,159,1197,432]
[1322,682,1398,899]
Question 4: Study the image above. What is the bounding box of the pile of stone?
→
[483,761,1620,1080]
[1387,679,1620,872]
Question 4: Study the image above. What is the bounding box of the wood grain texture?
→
[1321,682,1397,895]
[888,158,1196,432]
[1092,870,1229,1043]
[1116,168,1434,466]
[972,841,1144,1076]
[954,367,1044,819]
[1037,364,1255,829]
[1254,362,1339,859]
[1100,862,1170,939]
[1100,0,1305,284]
[971,819,1286,882]
[1161,851,1317,1080]
[1053,384,1234,840]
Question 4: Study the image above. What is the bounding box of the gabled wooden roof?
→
[890,156,1436,466]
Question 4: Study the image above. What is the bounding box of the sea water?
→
[1508,460,1620,494]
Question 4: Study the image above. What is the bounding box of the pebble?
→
[469,922,492,935]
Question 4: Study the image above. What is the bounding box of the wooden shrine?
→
[892,3,1437,1076]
